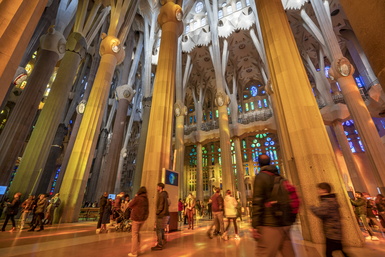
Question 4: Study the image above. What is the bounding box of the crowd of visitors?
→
[1,153,385,257]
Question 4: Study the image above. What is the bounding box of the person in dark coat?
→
[310,182,350,257]
[251,154,295,257]
[151,183,169,251]
[1,192,22,232]
[127,186,149,257]
[96,192,108,231]
[100,199,112,233]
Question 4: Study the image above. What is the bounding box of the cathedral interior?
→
[1,0,385,249]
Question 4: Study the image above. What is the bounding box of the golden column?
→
[0,0,48,103]
[59,34,124,222]
[255,0,363,246]
[339,0,385,92]
[141,0,183,230]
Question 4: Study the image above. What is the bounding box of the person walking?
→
[206,187,224,238]
[185,193,196,230]
[1,192,22,232]
[151,183,169,251]
[127,186,149,257]
[96,192,108,232]
[178,198,184,222]
[251,154,296,257]
[222,189,240,240]
[19,195,34,230]
[310,182,350,257]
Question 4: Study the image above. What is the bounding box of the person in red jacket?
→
[127,187,149,257]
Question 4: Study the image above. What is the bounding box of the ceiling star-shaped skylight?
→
[282,0,308,10]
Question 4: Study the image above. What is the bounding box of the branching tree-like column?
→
[255,0,363,246]
[9,1,110,198]
[205,0,235,194]
[339,0,385,93]
[0,0,49,103]
[59,0,138,223]
[141,0,183,231]
[0,0,77,186]
[309,0,385,193]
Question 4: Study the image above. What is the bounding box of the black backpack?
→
[262,171,300,226]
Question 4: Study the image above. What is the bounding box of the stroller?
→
[115,207,132,232]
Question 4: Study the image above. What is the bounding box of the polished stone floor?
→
[0,217,384,257]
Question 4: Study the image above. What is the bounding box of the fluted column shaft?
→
[233,137,247,208]
[59,35,124,223]
[255,0,363,246]
[339,0,385,91]
[196,143,203,201]
[217,103,235,194]
[141,1,183,231]
[174,111,186,199]
[9,32,86,197]
[105,98,129,193]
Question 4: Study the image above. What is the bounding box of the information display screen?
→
[165,169,178,186]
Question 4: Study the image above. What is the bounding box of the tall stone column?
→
[0,28,66,186]
[174,101,187,199]
[9,32,87,197]
[233,137,247,208]
[59,35,125,223]
[140,0,183,231]
[330,122,367,192]
[255,0,363,246]
[339,0,385,92]
[0,0,49,103]
[329,59,385,194]
[196,143,203,201]
[216,91,235,194]
[105,85,135,194]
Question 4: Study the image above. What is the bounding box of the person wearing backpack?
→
[309,182,350,257]
[251,154,296,257]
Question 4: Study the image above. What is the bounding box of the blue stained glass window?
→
[358,140,365,152]
[263,99,268,107]
[355,76,364,88]
[228,108,231,115]
[250,86,258,96]
[210,111,212,119]
[270,141,275,145]
[239,105,243,113]
[266,137,271,141]
[203,113,207,121]
[258,100,262,108]
[265,142,269,146]
[250,102,255,110]
[348,142,356,153]
[189,116,193,124]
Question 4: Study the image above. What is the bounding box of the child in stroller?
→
[116,206,131,232]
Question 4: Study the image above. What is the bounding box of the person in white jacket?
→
[222,189,240,240]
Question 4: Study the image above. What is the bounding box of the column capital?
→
[158,0,183,36]
[66,32,87,59]
[215,91,230,107]
[116,84,135,102]
[328,57,355,81]
[99,34,125,64]
[174,100,186,117]
[39,27,66,59]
